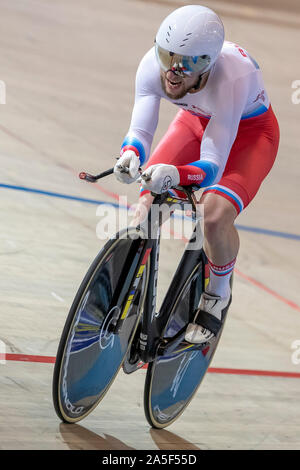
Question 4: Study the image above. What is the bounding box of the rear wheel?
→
[52,228,149,423]
[144,259,232,428]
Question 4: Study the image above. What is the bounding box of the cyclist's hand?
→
[114,150,140,184]
[139,164,180,194]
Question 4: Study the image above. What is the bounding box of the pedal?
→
[158,334,210,356]
[157,330,186,356]
[122,352,145,374]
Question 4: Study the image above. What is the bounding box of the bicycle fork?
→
[109,237,152,335]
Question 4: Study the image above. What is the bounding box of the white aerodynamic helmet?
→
[155,5,224,76]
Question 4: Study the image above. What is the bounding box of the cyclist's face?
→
[160,69,201,99]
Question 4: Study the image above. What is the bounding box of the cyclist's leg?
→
[202,105,280,291]
[200,192,239,297]
[131,192,154,227]
[131,110,204,226]
[186,106,280,343]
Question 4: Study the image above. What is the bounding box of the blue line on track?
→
[0,183,126,209]
[1,182,300,241]
[235,224,300,240]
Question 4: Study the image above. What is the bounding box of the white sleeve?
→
[200,72,253,182]
[121,51,161,165]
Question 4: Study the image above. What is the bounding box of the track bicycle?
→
[52,167,232,428]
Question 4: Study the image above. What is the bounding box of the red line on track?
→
[234,268,300,312]
[4,353,300,378]
[207,367,300,379]
[4,353,55,364]
[0,124,38,152]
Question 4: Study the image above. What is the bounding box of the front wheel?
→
[52,228,149,423]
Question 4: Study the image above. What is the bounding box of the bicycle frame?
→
[79,168,204,364]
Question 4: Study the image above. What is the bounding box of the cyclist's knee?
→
[201,193,237,241]
[131,192,154,225]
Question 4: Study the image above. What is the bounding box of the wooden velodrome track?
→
[0,0,299,450]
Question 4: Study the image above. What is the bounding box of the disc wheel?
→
[144,261,231,428]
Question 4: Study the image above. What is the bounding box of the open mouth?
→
[166,78,182,89]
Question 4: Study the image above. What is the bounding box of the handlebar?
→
[79,168,114,183]
[79,165,148,182]
[78,166,198,212]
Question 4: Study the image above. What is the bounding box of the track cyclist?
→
[113,5,280,344]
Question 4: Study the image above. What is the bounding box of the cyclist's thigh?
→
[140,110,204,198]
[148,110,204,167]
[202,107,280,215]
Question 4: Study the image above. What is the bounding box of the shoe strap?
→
[194,309,222,336]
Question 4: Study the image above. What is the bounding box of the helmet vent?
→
[165,25,172,43]
[179,32,192,47]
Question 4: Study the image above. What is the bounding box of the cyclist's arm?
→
[177,73,253,187]
[120,50,161,166]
